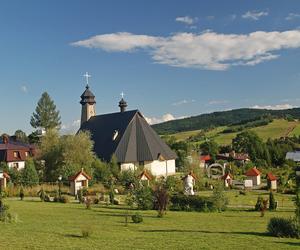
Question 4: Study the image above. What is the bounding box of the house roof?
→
[69,169,92,181]
[200,155,211,161]
[79,110,177,163]
[139,170,152,180]
[221,173,233,180]
[246,167,261,176]
[266,172,277,181]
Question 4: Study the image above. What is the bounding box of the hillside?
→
[152,107,300,135]
[170,119,300,145]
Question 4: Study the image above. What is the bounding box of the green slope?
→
[171,119,300,145]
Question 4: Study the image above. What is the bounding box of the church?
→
[78,76,177,177]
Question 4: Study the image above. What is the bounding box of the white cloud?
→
[172,99,195,106]
[20,85,28,93]
[61,119,80,134]
[71,29,300,70]
[230,14,237,21]
[145,113,186,125]
[175,16,197,25]
[208,100,229,105]
[242,11,268,20]
[251,104,295,110]
[286,13,300,21]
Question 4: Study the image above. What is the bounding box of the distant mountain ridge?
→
[152,108,300,135]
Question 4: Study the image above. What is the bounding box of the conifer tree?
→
[30,92,61,130]
[21,159,39,186]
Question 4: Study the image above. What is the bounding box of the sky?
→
[1,0,300,134]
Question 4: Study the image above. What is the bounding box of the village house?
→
[0,135,35,170]
[78,81,177,177]
[217,151,250,164]
[69,168,92,196]
[266,172,277,190]
[221,173,233,188]
[245,167,261,186]
[199,155,211,168]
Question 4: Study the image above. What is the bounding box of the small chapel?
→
[78,73,177,177]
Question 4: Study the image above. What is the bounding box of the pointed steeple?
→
[80,85,96,105]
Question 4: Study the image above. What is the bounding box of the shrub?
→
[93,198,99,204]
[267,217,299,238]
[59,195,70,203]
[109,190,115,205]
[131,213,143,223]
[19,186,24,201]
[21,158,39,186]
[170,194,214,212]
[134,186,153,210]
[269,191,277,211]
[0,199,13,223]
[154,183,169,217]
[85,197,92,209]
[77,189,84,203]
[255,196,264,211]
[38,188,46,202]
[211,182,228,212]
[81,226,93,238]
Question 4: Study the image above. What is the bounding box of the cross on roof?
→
[120,92,125,99]
[83,72,91,86]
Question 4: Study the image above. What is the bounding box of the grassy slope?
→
[172,119,300,145]
[0,192,298,250]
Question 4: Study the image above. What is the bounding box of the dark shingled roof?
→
[80,85,96,105]
[79,110,177,163]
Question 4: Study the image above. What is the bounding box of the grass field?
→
[0,191,299,250]
[172,119,300,145]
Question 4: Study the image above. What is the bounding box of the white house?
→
[69,169,92,196]
[245,167,261,186]
[78,81,177,177]
[266,172,277,190]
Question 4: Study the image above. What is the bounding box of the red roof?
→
[246,167,261,176]
[200,155,211,161]
[139,170,152,180]
[69,169,92,181]
[266,172,277,181]
[221,173,233,180]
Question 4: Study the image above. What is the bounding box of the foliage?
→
[169,194,214,212]
[267,217,299,238]
[153,181,169,217]
[199,140,219,161]
[118,170,137,188]
[59,195,70,203]
[131,213,143,223]
[152,107,300,135]
[30,92,61,130]
[14,130,29,143]
[269,191,277,211]
[77,189,84,203]
[21,158,39,186]
[38,130,94,181]
[211,182,228,212]
[85,197,92,209]
[0,198,13,223]
[109,154,120,178]
[19,186,24,201]
[92,159,110,183]
[38,188,46,202]
[255,196,264,211]
[134,186,153,210]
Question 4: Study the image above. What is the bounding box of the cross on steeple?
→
[83,72,91,86]
[120,91,125,99]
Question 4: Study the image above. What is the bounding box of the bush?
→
[19,186,24,201]
[81,226,93,238]
[267,217,299,238]
[0,199,13,223]
[269,191,277,211]
[131,213,143,223]
[59,195,70,203]
[85,197,92,209]
[211,183,228,212]
[255,196,264,211]
[134,186,153,210]
[93,198,99,204]
[77,189,84,203]
[38,188,46,202]
[170,194,214,212]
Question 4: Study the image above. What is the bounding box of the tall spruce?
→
[30,92,61,130]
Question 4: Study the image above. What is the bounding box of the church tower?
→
[118,92,127,113]
[80,72,96,125]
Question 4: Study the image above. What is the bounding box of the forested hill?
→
[152,108,300,135]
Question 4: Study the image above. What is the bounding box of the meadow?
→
[0,190,299,250]
[171,119,300,145]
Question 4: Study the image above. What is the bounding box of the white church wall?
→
[144,159,176,177]
[120,163,137,172]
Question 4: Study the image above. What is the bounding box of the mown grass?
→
[0,191,298,250]
[172,119,300,145]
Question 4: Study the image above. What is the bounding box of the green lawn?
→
[0,192,299,250]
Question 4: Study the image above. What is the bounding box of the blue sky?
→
[1,0,300,134]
